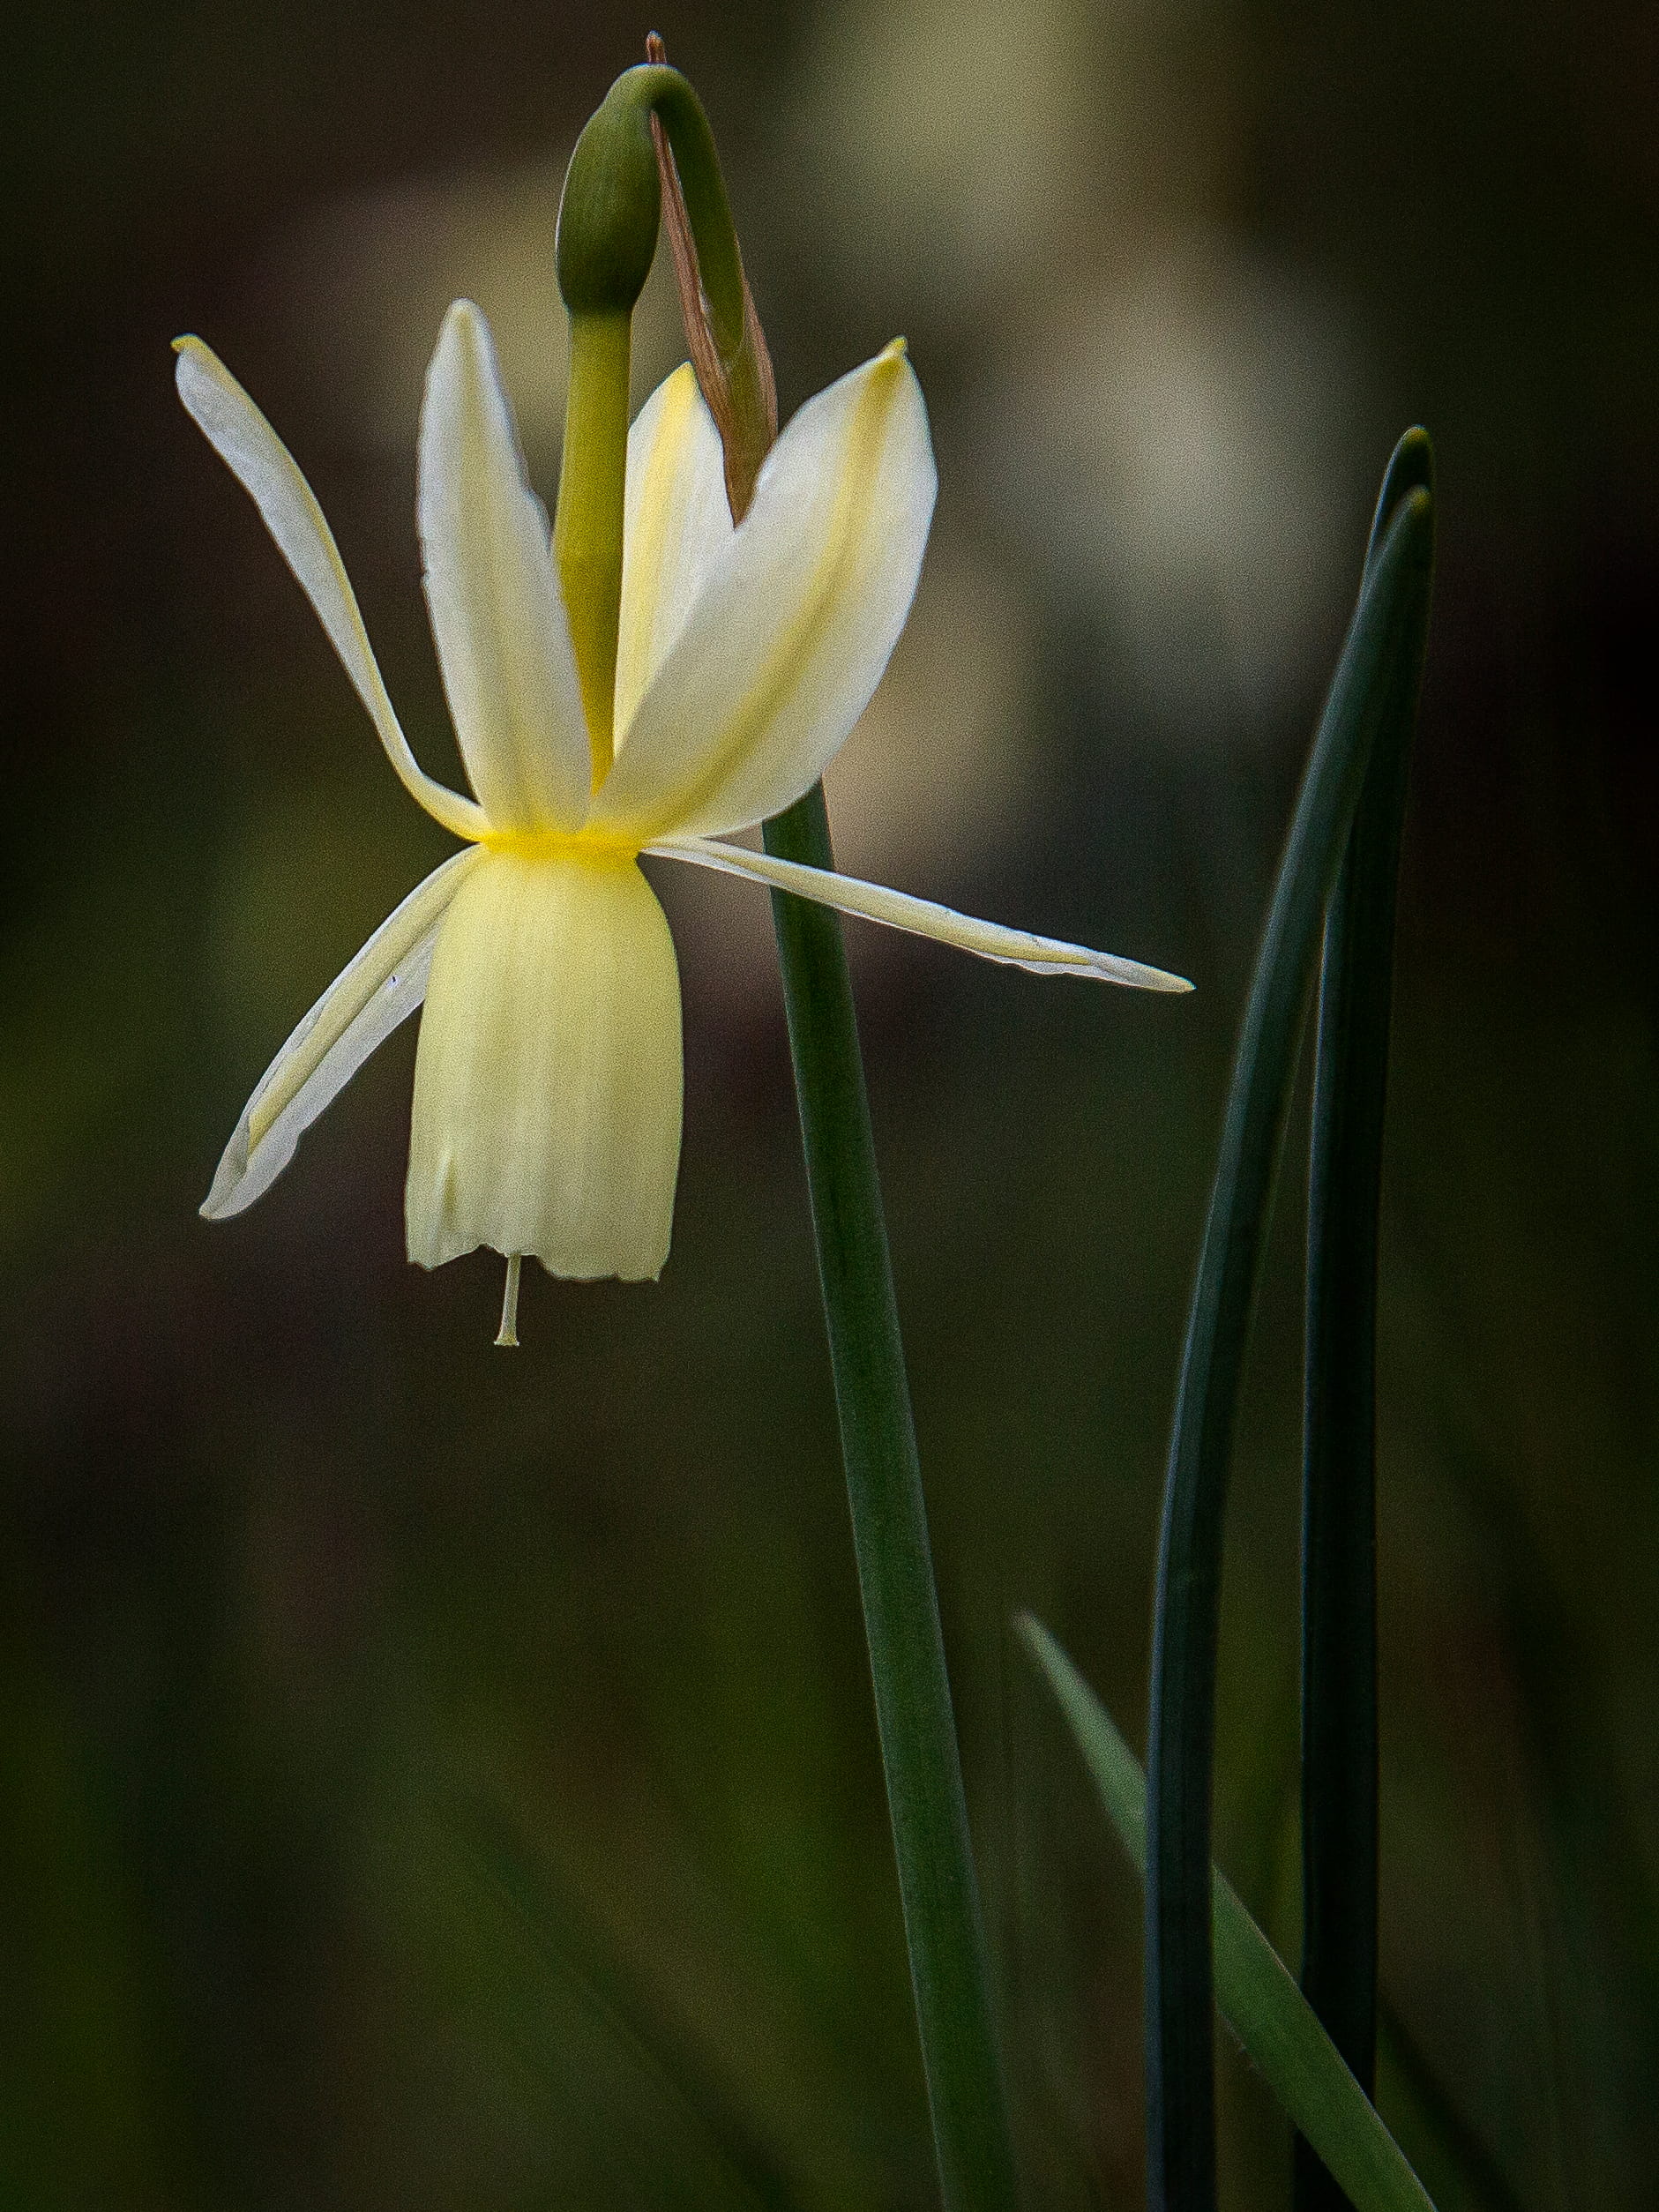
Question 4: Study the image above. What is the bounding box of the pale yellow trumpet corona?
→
[179,302,1190,1306]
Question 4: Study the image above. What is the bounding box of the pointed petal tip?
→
[198,1179,248,1222]
[441,297,487,344]
[429,301,492,388]
[198,1191,250,1221]
[1055,952,1192,990]
[172,334,216,392]
[1072,956,1193,992]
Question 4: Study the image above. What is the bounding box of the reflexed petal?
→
[173,337,487,844]
[201,847,488,1220]
[590,343,936,842]
[653,835,1194,990]
[418,302,592,833]
[614,365,733,744]
[406,850,683,1279]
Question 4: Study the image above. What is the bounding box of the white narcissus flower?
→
[179,301,1187,1321]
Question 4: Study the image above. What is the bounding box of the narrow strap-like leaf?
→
[1298,429,1434,2212]
[1145,474,1436,2211]
[764,781,1020,2212]
[1017,1618,1438,2212]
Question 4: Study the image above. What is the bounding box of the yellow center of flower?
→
[480,826,643,865]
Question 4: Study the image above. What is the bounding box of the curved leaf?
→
[1017,1616,1438,2212]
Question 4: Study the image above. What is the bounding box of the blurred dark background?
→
[4,1,1658,2205]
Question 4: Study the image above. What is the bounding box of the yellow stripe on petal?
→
[590,343,936,844]
[652,835,1194,990]
[406,848,684,1278]
[614,365,731,744]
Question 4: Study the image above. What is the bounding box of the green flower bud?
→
[553,55,774,756]
[554,71,663,318]
[555,64,747,356]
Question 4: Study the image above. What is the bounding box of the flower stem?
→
[596,39,1014,2199]
[553,309,631,781]
[764,784,1020,2212]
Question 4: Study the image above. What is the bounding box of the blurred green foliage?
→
[4,1,1659,2207]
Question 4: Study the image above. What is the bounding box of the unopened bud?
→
[555,78,662,318]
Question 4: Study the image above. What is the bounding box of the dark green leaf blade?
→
[1145,473,1436,2211]
[1298,429,1435,2212]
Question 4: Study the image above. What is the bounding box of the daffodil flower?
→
[179,301,1188,1329]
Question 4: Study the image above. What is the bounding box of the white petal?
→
[201,847,487,1220]
[406,850,683,1279]
[614,364,733,744]
[418,302,593,833]
[173,336,487,844]
[653,836,1193,990]
[590,343,936,842]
